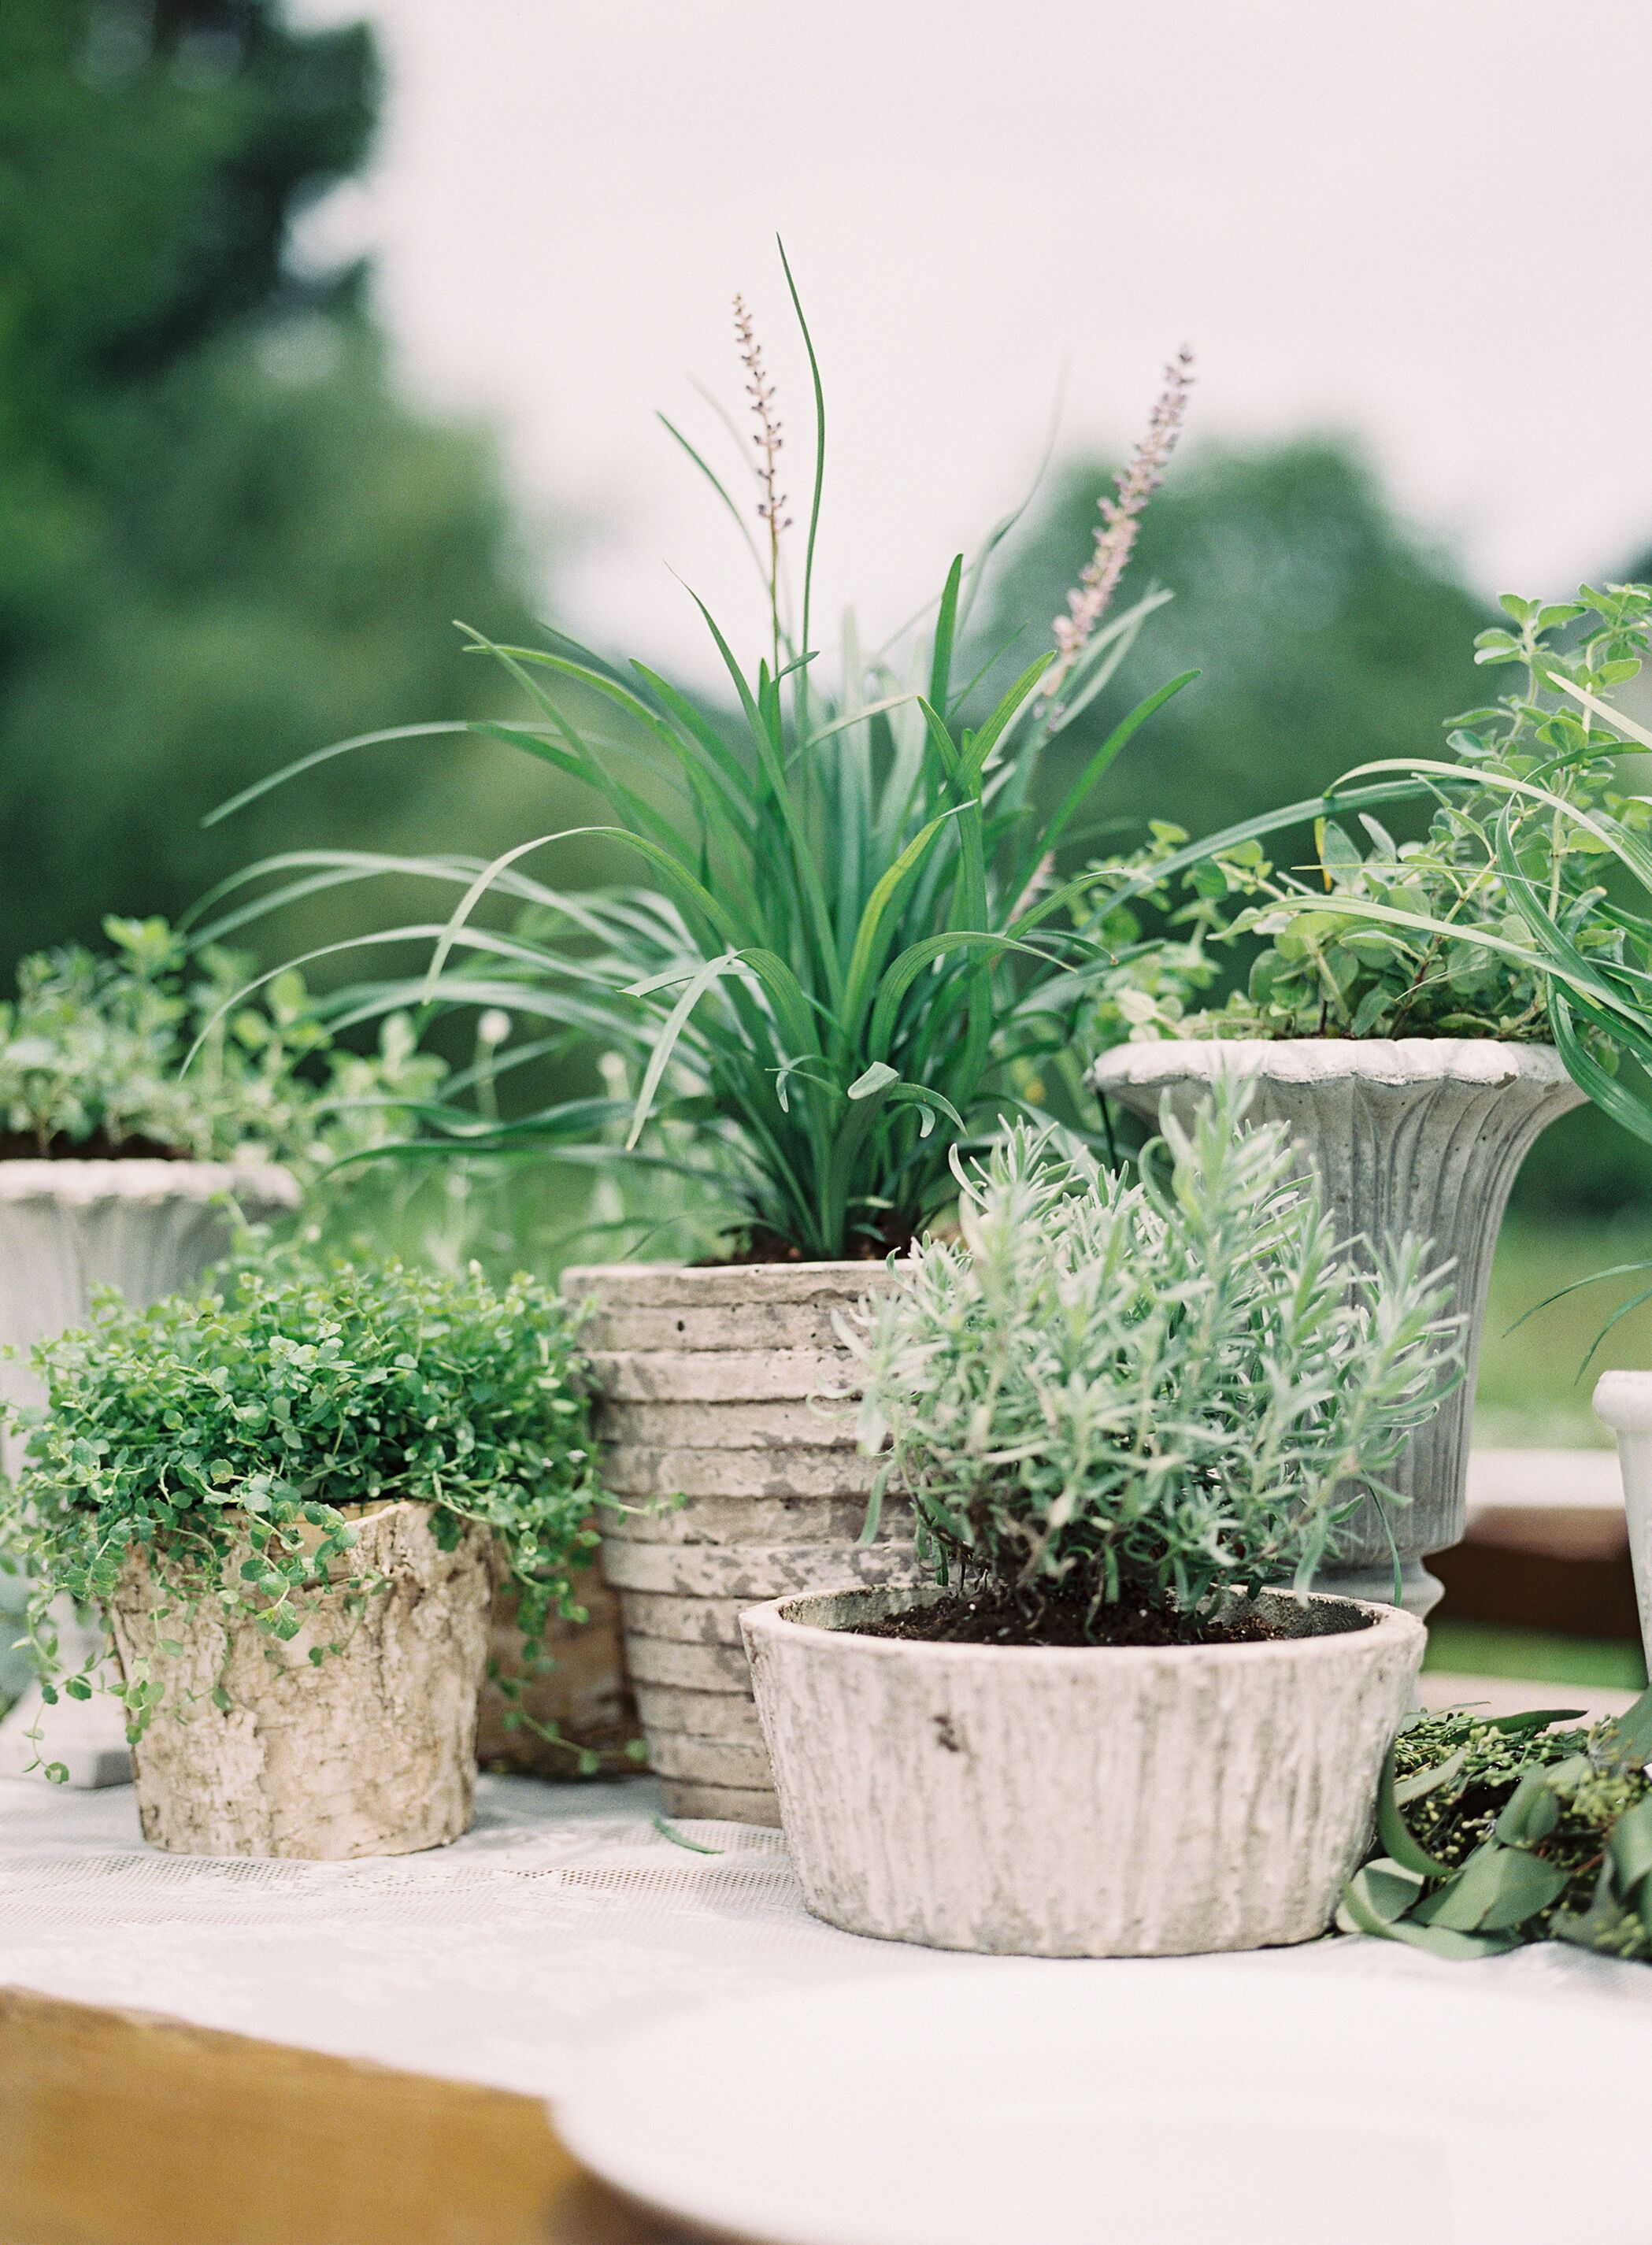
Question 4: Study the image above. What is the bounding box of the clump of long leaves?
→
[1341,1690,1652,1962]
[1083,585,1652,1050]
[0,1243,602,1769]
[0,913,444,1170]
[195,254,1194,1258]
[842,1080,1460,1630]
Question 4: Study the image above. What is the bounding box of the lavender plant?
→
[843,1079,1460,1635]
[194,256,1197,1260]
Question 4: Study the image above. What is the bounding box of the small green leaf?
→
[847,1062,899,1101]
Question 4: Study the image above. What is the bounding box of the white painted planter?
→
[743,1586,1424,1957]
[565,1263,924,1826]
[109,1501,491,1859]
[1091,1039,1581,1615]
[1594,1372,1652,1677]
[0,1158,298,1785]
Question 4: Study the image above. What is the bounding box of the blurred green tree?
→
[0,0,554,973]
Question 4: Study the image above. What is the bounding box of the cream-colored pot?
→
[110,1501,491,1860]
[565,1262,924,1826]
[743,1586,1424,1957]
[1595,1370,1652,1678]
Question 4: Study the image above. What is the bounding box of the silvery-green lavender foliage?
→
[845,1082,1461,1624]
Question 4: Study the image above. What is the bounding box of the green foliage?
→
[0,2,548,975]
[843,1081,1460,1628]
[1340,1691,1652,1962]
[213,261,1195,1260]
[0,914,444,1166]
[0,1246,601,1755]
[1085,587,1652,1048]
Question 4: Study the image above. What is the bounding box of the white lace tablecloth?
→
[5,1769,1652,2104]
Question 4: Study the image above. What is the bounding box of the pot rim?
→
[0,1157,298,1206]
[741,1584,1424,1667]
[1088,1035,1576,1095]
[1595,1369,1652,1435]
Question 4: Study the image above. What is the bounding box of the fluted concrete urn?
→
[0,1158,299,1785]
[1091,1039,1582,1615]
[744,1585,1424,1956]
[564,1263,924,1827]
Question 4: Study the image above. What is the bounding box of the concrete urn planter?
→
[743,1586,1425,1957]
[1594,1372,1652,1680]
[1091,1039,1582,1614]
[565,1263,924,1826]
[0,1158,299,1785]
[109,1501,492,1859]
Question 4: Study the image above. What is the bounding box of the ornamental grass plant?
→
[0,1246,602,1773]
[199,255,1198,1259]
[842,1078,1461,1641]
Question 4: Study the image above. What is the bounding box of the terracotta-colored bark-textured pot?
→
[0,1158,299,1786]
[110,1502,491,1860]
[1091,1039,1582,1616]
[744,1585,1424,1957]
[475,1569,642,1776]
[564,1263,923,1827]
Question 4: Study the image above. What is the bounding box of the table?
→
[6,1765,1652,2244]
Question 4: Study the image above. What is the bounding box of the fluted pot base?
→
[743,1586,1424,1958]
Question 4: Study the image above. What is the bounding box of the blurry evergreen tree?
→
[0,0,554,972]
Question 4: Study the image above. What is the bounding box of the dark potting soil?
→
[849,1581,1372,1650]
[694,1220,914,1267]
[0,1130,187,1161]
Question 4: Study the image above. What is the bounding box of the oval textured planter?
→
[109,1501,491,1859]
[743,1585,1425,1957]
[1091,1039,1581,1614]
[1594,1371,1652,1678]
[565,1263,924,1828]
[0,1158,299,1785]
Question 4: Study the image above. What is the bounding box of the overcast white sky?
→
[291,0,1652,684]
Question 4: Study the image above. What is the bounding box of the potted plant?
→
[0,1247,600,1858]
[1080,593,1652,1610]
[205,264,1198,1821]
[741,1082,1456,1957]
[0,915,453,1780]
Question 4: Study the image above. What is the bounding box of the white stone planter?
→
[1091,1039,1581,1614]
[1594,1371,1652,1677]
[743,1585,1424,1957]
[565,1263,924,1826]
[0,1158,298,1785]
[109,1501,491,1859]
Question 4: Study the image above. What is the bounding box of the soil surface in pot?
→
[0,1128,187,1161]
[693,1215,917,1265]
[849,1582,1373,1650]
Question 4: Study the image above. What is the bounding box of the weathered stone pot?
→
[564,1263,924,1826]
[109,1501,492,1860]
[0,1158,299,1785]
[1091,1039,1582,1615]
[743,1585,1424,1957]
[1594,1371,1652,1679]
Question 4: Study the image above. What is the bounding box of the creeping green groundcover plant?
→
[196,254,1198,1259]
[0,1247,605,1775]
[1342,1688,1652,1963]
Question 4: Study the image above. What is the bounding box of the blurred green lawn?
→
[1476,1212,1652,1450]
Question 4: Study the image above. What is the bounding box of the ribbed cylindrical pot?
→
[564,1263,924,1826]
[1091,1040,1582,1614]
[0,1158,299,1784]
[1594,1372,1652,1678]
[109,1502,492,1859]
[743,1586,1424,1957]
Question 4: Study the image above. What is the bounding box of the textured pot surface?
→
[1595,1371,1652,1676]
[566,1261,922,1827]
[109,1502,491,1859]
[1091,1039,1581,1612]
[0,1158,300,1771]
[475,1563,641,1777]
[745,1585,1424,1957]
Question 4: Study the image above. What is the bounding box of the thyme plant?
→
[844,1080,1460,1633]
[1084,587,1652,1049]
[0,915,443,1168]
[198,257,1197,1259]
[0,1248,602,1773]
[1341,1691,1652,1962]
